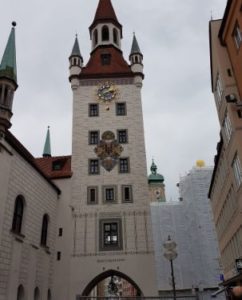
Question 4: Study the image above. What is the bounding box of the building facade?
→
[0,0,158,299]
[151,164,223,299]
[209,0,242,286]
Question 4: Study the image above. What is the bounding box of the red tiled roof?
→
[80,46,133,79]
[35,156,72,179]
[89,0,122,31]
[5,131,61,194]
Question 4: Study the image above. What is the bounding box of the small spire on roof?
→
[70,35,82,58]
[130,33,142,55]
[43,126,51,158]
[0,21,18,84]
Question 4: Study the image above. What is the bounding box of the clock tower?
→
[69,0,157,297]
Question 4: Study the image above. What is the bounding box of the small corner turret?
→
[129,33,144,87]
[69,35,83,89]
[0,22,18,134]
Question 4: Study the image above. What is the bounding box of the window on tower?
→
[89,131,99,145]
[12,195,25,235]
[103,186,117,203]
[89,159,100,175]
[122,185,133,203]
[101,53,111,65]
[117,129,128,144]
[233,22,242,49]
[89,104,99,117]
[119,158,130,173]
[87,186,98,204]
[102,25,109,41]
[94,29,98,46]
[116,102,126,116]
[113,28,118,45]
[99,219,123,251]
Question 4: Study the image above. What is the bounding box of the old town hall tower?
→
[68,0,157,297]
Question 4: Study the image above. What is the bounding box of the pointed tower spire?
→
[69,35,83,81]
[130,33,141,55]
[43,126,51,157]
[89,0,122,31]
[129,33,144,87]
[0,22,18,134]
[0,22,17,84]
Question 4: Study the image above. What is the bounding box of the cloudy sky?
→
[1,0,227,200]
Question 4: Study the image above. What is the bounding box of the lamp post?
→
[163,235,177,300]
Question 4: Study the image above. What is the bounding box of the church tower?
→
[69,0,157,297]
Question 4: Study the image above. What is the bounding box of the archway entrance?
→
[82,270,143,297]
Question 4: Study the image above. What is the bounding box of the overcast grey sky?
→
[1,0,227,200]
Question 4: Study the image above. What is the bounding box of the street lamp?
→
[163,235,177,300]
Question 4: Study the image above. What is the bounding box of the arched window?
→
[40,214,49,246]
[47,289,51,300]
[17,285,24,300]
[113,28,118,45]
[94,29,98,46]
[34,287,40,300]
[102,26,109,41]
[12,196,24,234]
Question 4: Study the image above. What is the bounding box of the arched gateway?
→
[82,270,143,296]
[67,0,158,298]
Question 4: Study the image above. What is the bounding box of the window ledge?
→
[10,230,25,242]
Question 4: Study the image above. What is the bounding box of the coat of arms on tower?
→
[94,131,123,172]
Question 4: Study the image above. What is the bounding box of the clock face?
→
[97,82,117,102]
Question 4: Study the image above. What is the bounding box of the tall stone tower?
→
[69,0,157,297]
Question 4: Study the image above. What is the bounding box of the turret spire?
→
[130,33,141,55]
[71,35,82,58]
[43,126,51,158]
[0,22,17,84]
[0,22,18,133]
[89,0,122,31]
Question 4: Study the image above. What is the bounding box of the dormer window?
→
[101,53,111,65]
[102,26,109,41]
[52,160,63,171]
[113,28,118,45]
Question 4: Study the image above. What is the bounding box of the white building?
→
[150,163,224,299]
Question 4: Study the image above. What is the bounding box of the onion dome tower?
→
[0,22,18,134]
[148,159,166,202]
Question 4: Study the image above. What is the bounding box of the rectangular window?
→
[122,185,133,203]
[101,53,111,65]
[119,158,130,173]
[233,23,242,49]
[89,104,99,117]
[58,228,63,237]
[89,131,99,145]
[99,219,122,251]
[87,186,98,204]
[89,159,99,175]
[117,129,128,143]
[232,154,242,188]
[103,186,117,203]
[116,103,126,116]
[223,112,232,143]
[57,251,61,261]
[215,74,223,106]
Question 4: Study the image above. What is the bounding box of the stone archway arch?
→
[81,269,143,296]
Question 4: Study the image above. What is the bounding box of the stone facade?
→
[0,135,59,300]
[209,2,242,282]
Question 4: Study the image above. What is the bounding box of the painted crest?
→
[94,131,123,172]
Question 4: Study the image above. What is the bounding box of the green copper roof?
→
[43,126,51,157]
[0,22,17,83]
[130,33,141,55]
[71,36,82,57]
[148,159,164,183]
